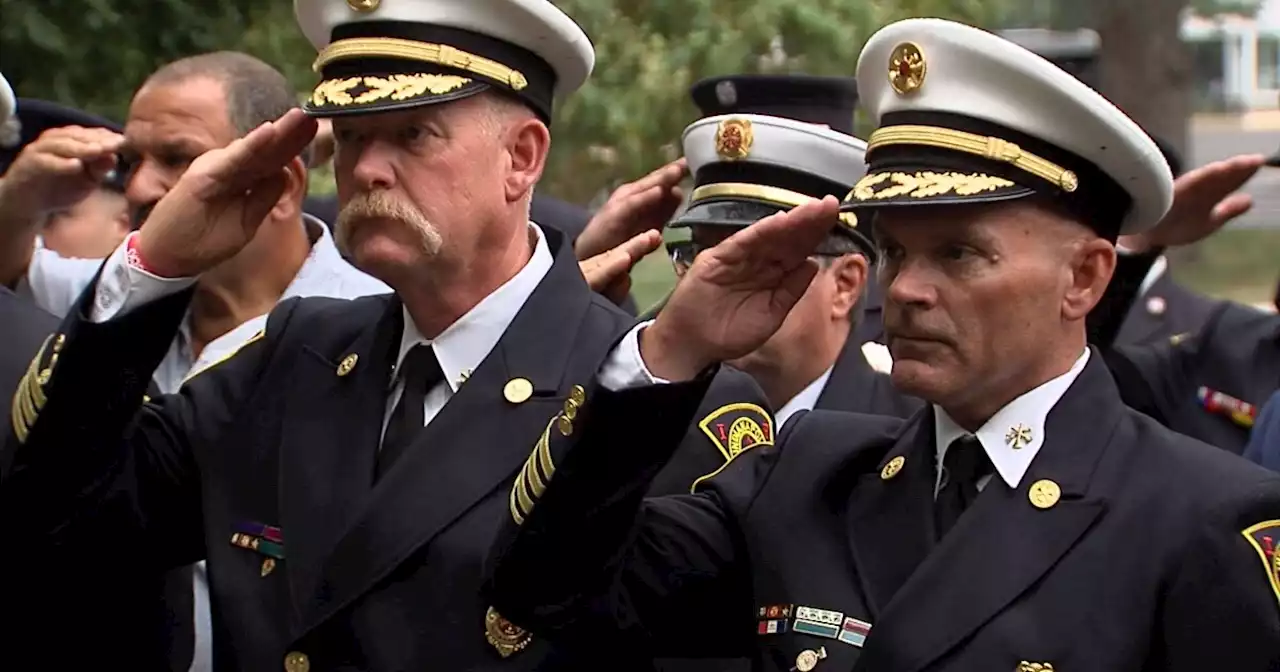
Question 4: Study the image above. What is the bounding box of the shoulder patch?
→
[699,403,775,462]
[1242,520,1280,607]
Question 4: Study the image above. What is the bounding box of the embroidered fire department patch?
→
[1242,520,1280,606]
[698,403,775,462]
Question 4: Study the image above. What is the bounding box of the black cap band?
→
[306,21,557,121]
[845,110,1131,239]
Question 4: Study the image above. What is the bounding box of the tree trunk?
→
[1087,0,1193,158]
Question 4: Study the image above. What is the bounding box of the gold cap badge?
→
[346,0,380,12]
[485,607,532,658]
[336,353,358,377]
[715,118,754,161]
[504,378,533,404]
[888,42,927,95]
[283,651,310,672]
[1028,479,1061,509]
[881,455,906,480]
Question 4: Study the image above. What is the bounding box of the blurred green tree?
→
[545,0,1021,202]
[0,0,1020,201]
[0,0,266,119]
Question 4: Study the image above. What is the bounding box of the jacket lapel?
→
[300,230,598,631]
[278,297,399,617]
[845,407,937,617]
[815,339,863,413]
[817,338,893,414]
[855,355,1117,672]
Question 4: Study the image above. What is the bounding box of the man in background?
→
[0,52,386,671]
[0,72,59,404]
[1,98,131,258]
[675,74,918,421]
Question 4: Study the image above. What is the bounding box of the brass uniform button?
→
[504,378,534,404]
[336,353,358,376]
[881,456,906,480]
[283,651,310,672]
[1028,480,1061,509]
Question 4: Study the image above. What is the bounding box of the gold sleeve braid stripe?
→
[11,333,64,445]
[510,413,560,525]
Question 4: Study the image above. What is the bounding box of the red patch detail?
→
[1243,521,1280,607]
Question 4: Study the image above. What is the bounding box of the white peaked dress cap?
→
[845,18,1173,237]
[295,0,594,121]
[0,72,15,128]
[673,113,875,259]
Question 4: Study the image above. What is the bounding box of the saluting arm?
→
[484,324,758,659]
[486,196,840,657]
[0,243,290,571]
[1,108,317,571]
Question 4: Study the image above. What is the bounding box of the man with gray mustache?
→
[0,0,687,669]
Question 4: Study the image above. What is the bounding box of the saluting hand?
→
[579,229,662,306]
[0,125,125,220]
[1121,153,1264,252]
[135,109,317,278]
[639,196,840,381]
[574,158,687,261]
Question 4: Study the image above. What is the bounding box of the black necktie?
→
[377,344,444,479]
[934,435,992,539]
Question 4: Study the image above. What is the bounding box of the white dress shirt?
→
[600,325,1091,496]
[381,224,553,437]
[775,366,834,428]
[932,348,1090,496]
[17,238,104,315]
[44,215,389,391]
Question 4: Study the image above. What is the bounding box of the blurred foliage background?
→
[2,0,1275,307]
[1,0,1216,200]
